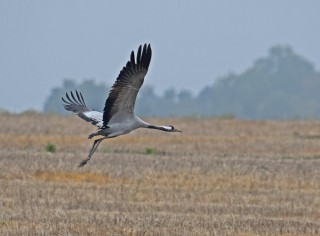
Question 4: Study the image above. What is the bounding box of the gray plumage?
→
[62,44,181,167]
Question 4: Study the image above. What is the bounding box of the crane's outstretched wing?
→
[102,44,152,127]
[62,90,104,128]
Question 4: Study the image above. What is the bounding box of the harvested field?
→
[0,112,319,235]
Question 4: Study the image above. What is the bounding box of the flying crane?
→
[62,44,181,167]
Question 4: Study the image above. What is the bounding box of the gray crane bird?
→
[62,44,181,167]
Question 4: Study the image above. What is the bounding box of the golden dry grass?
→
[0,112,319,235]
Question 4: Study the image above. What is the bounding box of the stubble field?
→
[0,112,319,235]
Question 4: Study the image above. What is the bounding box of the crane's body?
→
[62,44,181,167]
[89,115,149,138]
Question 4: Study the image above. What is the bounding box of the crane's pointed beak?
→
[175,129,182,133]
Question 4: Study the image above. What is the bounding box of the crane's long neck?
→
[135,116,173,132]
[146,124,172,132]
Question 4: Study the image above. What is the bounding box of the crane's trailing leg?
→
[79,137,105,167]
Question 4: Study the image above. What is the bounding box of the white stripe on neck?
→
[162,126,172,131]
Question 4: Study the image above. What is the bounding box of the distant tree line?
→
[44,45,320,119]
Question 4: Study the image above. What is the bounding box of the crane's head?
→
[163,125,182,133]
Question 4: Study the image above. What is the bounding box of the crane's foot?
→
[88,134,95,139]
[78,159,88,167]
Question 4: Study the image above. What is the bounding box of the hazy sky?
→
[1,1,320,112]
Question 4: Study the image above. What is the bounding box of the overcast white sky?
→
[1,1,320,112]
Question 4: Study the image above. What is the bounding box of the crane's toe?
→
[78,160,88,167]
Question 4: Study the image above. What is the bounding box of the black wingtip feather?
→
[61,96,70,104]
[80,92,85,105]
[130,51,135,65]
[75,90,82,106]
[140,44,147,68]
[137,45,142,66]
[70,91,81,105]
[145,44,151,69]
[65,92,72,103]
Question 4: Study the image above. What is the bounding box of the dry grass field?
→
[0,112,319,235]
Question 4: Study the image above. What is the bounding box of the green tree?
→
[197,45,320,119]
